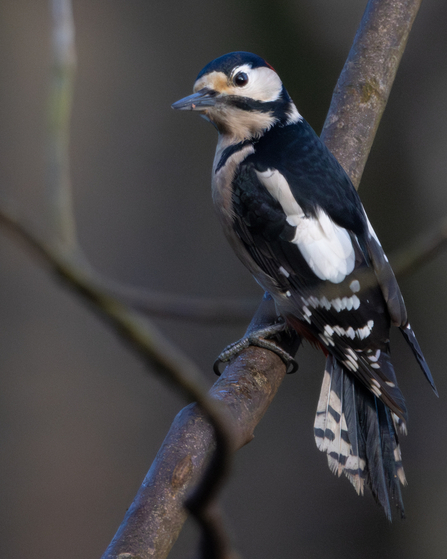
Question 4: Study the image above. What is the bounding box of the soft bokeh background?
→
[0,1,446,557]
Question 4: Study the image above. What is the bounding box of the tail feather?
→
[400,322,438,396]
[377,402,406,510]
[341,370,365,494]
[364,396,392,518]
[359,349,408,423]
[314,355,406,520]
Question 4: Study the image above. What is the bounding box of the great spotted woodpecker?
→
[172,51,437,519]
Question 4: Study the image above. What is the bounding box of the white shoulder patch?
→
[256,169,355,283]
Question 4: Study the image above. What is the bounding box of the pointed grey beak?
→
[171,88,217,111]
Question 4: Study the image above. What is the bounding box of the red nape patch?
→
[265,60,276,72]
[286,315,328,355]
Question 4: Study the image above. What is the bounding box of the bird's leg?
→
[214,321,298,375]
[213,293,300,375]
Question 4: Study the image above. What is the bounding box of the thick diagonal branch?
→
[321,0,422,187]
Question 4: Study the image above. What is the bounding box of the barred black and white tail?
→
[314,354,407,520]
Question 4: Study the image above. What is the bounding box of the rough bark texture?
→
[102,297,298,559]
[321,0,422,187]
[102,353,285,559]
[101,0,423,557]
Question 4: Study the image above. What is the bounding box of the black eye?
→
[234,72,249,87]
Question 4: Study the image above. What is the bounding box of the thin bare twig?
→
[0,201,208,398]
[89,276,258,324]
[392,214,447,279]
[0,198,234,558]
[47,0,77,247]
[47,0,236,554]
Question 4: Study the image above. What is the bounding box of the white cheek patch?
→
[231,65,283,102]
[256,169,355,283]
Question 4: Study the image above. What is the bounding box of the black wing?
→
[231,157,409,419]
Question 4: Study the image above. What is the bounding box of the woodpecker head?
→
[172,52,301,141]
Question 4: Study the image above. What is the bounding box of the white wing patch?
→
[256,169,355,283]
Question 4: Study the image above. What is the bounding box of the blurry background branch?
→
[392,213,447,279]
[0,196,235,557]
[0,0,237,557]
[47,0,77,248]
[94,213,447,324]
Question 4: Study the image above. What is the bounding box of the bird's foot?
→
[213,322,298,375]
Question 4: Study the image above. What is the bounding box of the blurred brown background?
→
[0,1,446,557]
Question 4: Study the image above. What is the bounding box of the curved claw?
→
[213,357,226,376]
[285,356,299,374]
[213,324,298,375]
